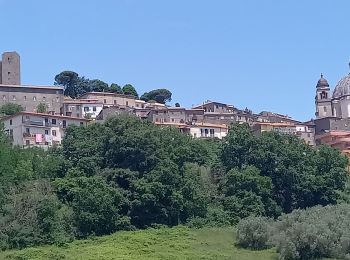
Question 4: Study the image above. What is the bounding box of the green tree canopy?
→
[36,103,48,113]
[122,84,138,97]
[110,83,123,94]
[221,123,348,213]
[0,103,24,116]
[140,89,172,104]
[54,71,81,98]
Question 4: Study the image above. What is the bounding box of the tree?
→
[221,123,348,214]
[36,103,48,113]
[175,102,180,107]
[221,166,280,223]
[122,84,138,97]
[88,79,109,92]
[54,71,81,98]
[110,83,122,94]
[140,89,172,104]
[0,103,24,115]
[54,176,129,237]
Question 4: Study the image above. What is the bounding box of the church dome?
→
[317,74,329,88]
[332,74,350,99]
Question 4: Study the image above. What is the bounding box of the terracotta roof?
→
[155,122,228,129]
[64,100,103,104]
[1,112,90,122]
[255,122,295,127]
[0,84,63,90]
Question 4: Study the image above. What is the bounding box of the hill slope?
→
[1,227,277,260]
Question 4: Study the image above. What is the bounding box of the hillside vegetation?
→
[0,227,277,260]
[0,115,349,259]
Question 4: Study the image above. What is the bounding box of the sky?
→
[1,0,350,121]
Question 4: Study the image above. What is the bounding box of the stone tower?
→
[315,74,332,118]
[0,52,20,85]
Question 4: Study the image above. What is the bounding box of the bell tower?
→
[315,74,332,118]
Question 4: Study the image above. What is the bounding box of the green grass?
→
[0,227,277,260]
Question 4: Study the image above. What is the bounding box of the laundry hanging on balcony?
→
[35,134,43,143]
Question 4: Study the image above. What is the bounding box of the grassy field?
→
[0,227,277,260]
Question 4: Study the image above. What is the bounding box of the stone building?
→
[0,52,20,85]
[0,51,64,114]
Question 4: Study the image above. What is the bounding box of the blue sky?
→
[1,0,350,121]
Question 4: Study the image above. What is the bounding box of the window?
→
[45,129,49,135]
[323,106,327,112]
[33,96,37,101]
[26,128,30,134]
[126,101,129,106]
[210,129,215,137]
[52,130,57,136]
[84,107,90,112]
[10,119,12,125]
[114,100,117,105]
[26,140,30,146]
[93,106,97,112]
[12,95,16,101]
[52,119,56,125]
[8,71,10,75]
[24,96,27,101]
[76,113,80,118]
[104,99,107,104]
[63,120,66,128]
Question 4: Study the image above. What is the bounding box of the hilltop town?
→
[0,51,349,158]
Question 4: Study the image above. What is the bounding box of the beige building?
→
[252,122,315,146]
[79,92,145,108]
[1,112,89,148]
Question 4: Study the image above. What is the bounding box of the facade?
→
[1,112,89,148]
[155,122,228,139]
[315,68,350,119]
[253,122,315,146]
[0,52,20,85]
[79,92,144,108]
[63,98,103,119]
[0,84,64,114]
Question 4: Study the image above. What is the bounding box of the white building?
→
[1,112,89,148]
[155,122,228,139]
[63,98,103,119]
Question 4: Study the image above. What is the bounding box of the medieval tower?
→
[0,51,21,85]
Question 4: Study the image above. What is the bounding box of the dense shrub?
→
[0,181,74,250]
[273,205,350,260]
[237,204,350,259]
[236,216,272,250]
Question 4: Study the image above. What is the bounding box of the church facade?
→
[315,67,350,119]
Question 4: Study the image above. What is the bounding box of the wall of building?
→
[0,85,64,114]
[80,93,137,108]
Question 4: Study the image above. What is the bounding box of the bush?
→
[272,205,350,260]
[237,204,350,259]
[236,216,272,250]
